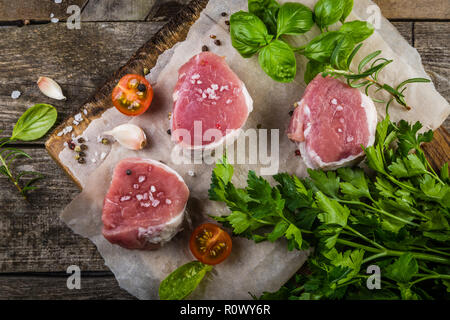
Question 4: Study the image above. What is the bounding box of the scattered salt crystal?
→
[141,202,151,207]
[83,109,88,115]
[331,99,337,105]
[50,13,54,18]
[133,184,140,190]
[190,80,196,84]
[339,118,345,124]
[97,135,102,143]
[73,120,79,125]
[63,142,68,147]
[226,99,232,104]
[336,105,344,111]
[100,152,107,160]
[150,185,156,193]
[211,84,219,90]
[165,199,172,205]
[91,158,96,163]
[191,73,200,80]
[188,170,195,177]
[338,128,343,133]
[54,0,62,4]
[347,136,354,142]
[74,113,83,122]
[197,80,202,84]
[11,90,21,99]
[143,193,148,200]
[51,17,59,23]
[120,196,131,202]
[138,176,146,183]
[136,194,144,201]
[152,200,160,207]
[220,85,229,92]
[202,92,207,99]
[58,125,73,136]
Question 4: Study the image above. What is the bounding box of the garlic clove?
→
[37,76,66,100]
[104,124,147,150]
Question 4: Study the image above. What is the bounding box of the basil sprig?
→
[159,261,213,300]
[230,0,373,83]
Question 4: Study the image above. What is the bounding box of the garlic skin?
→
[104,124,147,150]
[37,76,66,100]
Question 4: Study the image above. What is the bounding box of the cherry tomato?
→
[112,74,153,116]
[189,223,232,265]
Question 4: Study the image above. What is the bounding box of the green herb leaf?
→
[285,223,303,250]
[258,39,296,82]
[159,261,213,300]
[385,253,418,283]
[277,2,314,37]
[304,60,329,84]
[248,0,280,35]
[307,169,340,198]
[338,167,371,200]
[340,0,354,23]
[230,11,273,58]
[340,20,374,43]
[314,0,345,29]
[304,31,344,63]
[330,33,355,70]
[11,104,57,141]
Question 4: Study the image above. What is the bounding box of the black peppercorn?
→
[225,20,230,25]
[77,137,85,144]
[137,83,147,92]
[78,151,86,157]
[167,129,171,135]
[202,45,209,52]
[78,157,86,164]
[126,169,132,175]
[80,144,88,151]
[221,12,227,17]
[214,39,221,46]
[289,110,294,116]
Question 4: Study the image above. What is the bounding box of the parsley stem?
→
[410,274,450,286]
[338,239,450,265]
[344,225,385,250]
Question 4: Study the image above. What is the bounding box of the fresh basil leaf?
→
[304,60,328,84]
[314,0,344,29]
[159,261,213,300]
[277,2,314,36]
[304,31,343,63]
[258,39,296,82]
[340,20,374,43]
[340,0,354,23]
[330,33,355,70]
[11,104,57,141]
[230,11,273,58]
[248,0,280,35]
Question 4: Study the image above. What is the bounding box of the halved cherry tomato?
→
[189,223,232,265]
[112,74,153,116]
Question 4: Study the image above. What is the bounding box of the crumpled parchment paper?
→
[60,0,450,300]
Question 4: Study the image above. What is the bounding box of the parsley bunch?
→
[208,116,450,300]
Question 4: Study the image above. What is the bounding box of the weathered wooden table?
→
[0,0,448,299]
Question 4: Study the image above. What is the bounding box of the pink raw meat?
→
[102,158,189,250]
[172,52,253,149]
[287,75,377,170]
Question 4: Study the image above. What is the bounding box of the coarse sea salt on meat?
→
[102,158,189,250]
[287,75,377,170]
[171,52,253,150]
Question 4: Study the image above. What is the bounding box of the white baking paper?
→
[60,0,450,300]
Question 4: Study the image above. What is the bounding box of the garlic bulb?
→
[37,77,66,100]
[104,124,147,150]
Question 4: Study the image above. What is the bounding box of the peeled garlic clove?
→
[37,76,66,100]
[104,124,147,150]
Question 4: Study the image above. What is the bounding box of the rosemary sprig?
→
[0,133,44,200]
[323,44,431,110]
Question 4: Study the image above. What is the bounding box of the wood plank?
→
[391,22,413,45]
[0,148,107,273]
[81,0,158,22]
[422,127,450,171]
[0,0,88,22]
[414,22,450,130]
[373,0,450,20]
[0,275,134,299]
[0,21,165,143]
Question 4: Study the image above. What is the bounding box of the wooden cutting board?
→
[45,0,449,188]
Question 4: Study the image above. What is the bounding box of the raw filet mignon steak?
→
[172,52,253,149]
[287,75,377,170]
[102,158,189,250]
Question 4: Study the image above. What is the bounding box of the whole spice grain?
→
[214,39,221,46]
[78,157,86,164]
[74,145,81,153]
[101,138,109,145]
[80,144,88,151]
[77,137,85,144]
[202,45,209,52]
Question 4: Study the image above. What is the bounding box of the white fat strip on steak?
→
[298,92,377,170]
